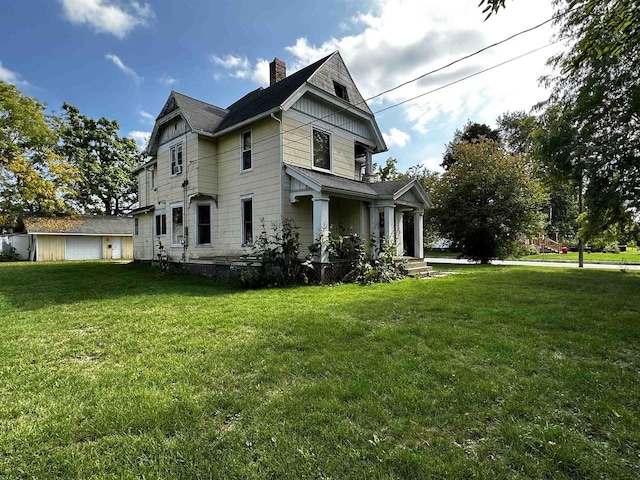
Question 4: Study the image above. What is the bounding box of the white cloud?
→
[383,127,410,148]
[105,54,142,84]
[158,73,178,87]
[420,156,444,173]
[128,130,150,151]
[211,54,251,79]
[138,110,154,124]
[283,0,559,139]
[0,61,26,85]
[251,59,270,87]
[59,0,153,38]
[211,55,270,85]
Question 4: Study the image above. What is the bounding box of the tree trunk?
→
[578,175,584,268]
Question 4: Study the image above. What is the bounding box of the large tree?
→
[482,0,640,232]
[431,138,546,263]
[0,81,76,232]
[58,103,142,215]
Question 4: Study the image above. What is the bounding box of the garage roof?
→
[22,215,134,236]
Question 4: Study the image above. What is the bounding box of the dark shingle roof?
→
[287,165,414,198]
[171,92,228,134]
[214,54,332,133]
[369,178,414,196]
[23,215,134,235]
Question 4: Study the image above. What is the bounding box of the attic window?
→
[333,81,349,101]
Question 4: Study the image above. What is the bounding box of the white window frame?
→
[312,128,332,172]
[134,218,139,236]
[241,130,252,172]
[240,195,253,246]
[155,210,166,237]
[170,202,184,246]
[195,202,213,246]
[170,143,183,176]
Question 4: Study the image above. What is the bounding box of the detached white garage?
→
[65,236,103,260]
[20,215,134,261]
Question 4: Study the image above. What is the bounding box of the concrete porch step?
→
[395,257,434,279]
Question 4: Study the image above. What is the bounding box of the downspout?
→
[182,134,189,263]
[271,111,284,222]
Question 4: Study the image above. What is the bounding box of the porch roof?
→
[285,165,432,207]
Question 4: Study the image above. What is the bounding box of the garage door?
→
[66,236,102,260]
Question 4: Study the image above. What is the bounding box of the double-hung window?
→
[196,204,212,245]
[155,212,166,236]
[171,204,184,245]
[241,197,253,245]
[241,131,252,171]
[171,144,183,175]
[313,129,331,171]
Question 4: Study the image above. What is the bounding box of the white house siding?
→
[283,106,377,181]
[284,198,314,256]
[210,117,281,257]
[133,213,154,260]
[153,132,199,257]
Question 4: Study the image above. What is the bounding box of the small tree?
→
[431,139,547,264]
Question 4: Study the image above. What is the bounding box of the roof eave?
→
[213,107,282,137]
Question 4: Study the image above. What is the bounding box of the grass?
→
[523,247,640,264]
[426,247,640,264]
[1,261,639,479]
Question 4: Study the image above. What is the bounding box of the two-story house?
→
[132,51,431,269]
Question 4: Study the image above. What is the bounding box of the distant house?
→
[18,215,134,261]
[133,51,432,268]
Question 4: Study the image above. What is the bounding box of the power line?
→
[177,40,559,169]
[144,12,566,166]
[364,9,568,104]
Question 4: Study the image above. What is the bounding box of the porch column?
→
[383,205,395,247]
[369,204,380,258]
[359,201,368,240]
[312,194,330,263]
[414,209,424,259]
[395,210,404,256]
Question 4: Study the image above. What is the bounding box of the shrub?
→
[0,246,21,262]
[239,219,312,288]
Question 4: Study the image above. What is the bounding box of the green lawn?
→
[1,261,639,479]
[523,247,640,264]
[426,247,640,264]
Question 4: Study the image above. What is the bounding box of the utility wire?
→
[145,12,566,166]
[176,40,558,169]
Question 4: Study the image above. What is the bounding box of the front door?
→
[403,214,415,257]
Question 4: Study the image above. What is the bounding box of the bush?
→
[239,219,312,288]
[0,246,21,262]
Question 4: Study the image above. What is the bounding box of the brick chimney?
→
[269,58,286,86]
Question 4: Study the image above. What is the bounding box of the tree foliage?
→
[431,138,547,263]
[442,121,500,170]
[483,0,640,232]
[0,81,76,232]
[58,103,142,215]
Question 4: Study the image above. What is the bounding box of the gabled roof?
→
[145,51,386,156]
[146,92,228,155]
[169,91,228,134]
[22,215,134,236]
[286,165,432,207]
[214,54,331,133]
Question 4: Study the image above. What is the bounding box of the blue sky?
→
[1,0,559,173]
